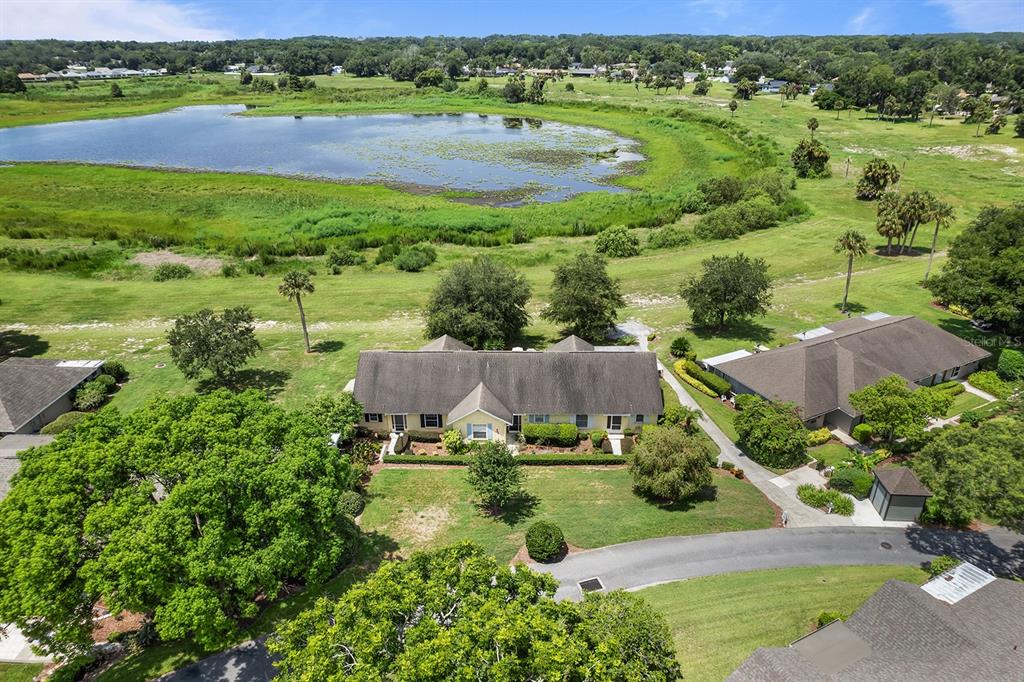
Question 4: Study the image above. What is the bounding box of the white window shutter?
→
[486,424,493,439]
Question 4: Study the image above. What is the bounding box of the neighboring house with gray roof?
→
[729,563,1023,681]
[708,314,989,432]
[0,434,54,501]
[353,335,663,442]
[0,358,103,435]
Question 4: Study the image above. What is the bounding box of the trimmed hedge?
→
[851,423,874,443]
[338,490,365,517]
[673,359,717,396]
[525,521,565,562]
[683,359,731,396]
[522,423,579,446]
[968,371,1013,399]
[40,411,88,435]
[797,484,854,516]
[934,380,965,396]
[807,427,832,447]
[828,467,873,499]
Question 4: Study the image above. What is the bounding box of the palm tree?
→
[876,194,903,255]
[807,117,819,140]
[924,199,954,284]
[279,270,315,353]
[834,230,869,313]
[728,99,738,117]
[899,190,932,254]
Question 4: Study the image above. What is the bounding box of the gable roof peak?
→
[419,334,472,351]
[547,335,595,352]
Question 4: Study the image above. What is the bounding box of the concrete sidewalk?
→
[659,362,849,527]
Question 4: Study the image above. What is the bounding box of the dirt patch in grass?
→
[131,250,223,272]
[394,505,453,546]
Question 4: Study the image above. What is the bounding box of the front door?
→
[392,414,406,432]
[511,415,522,432]
[607,415,623,432]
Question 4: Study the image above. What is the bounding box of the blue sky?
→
[3,0,1022,42]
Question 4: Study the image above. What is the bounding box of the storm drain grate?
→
[880,542,893,550]
[578,577,604,593]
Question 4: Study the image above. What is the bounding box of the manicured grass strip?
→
[641,564,929,681]
[945,391,990,417]
[677,380,740,442]
[360,467,775,562]
[385,453,626,465]
[809,443,853,468]
[0,663,44,682]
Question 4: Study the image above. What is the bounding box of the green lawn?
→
[0,663,43,682]
[945,391,990,417]
[809,443,853,468]
[360,466,775,561]
[642,564,929,681]
[676,380,740,442]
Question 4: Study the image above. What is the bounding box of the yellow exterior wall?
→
[361,412,660,436]
[448,410,508,442]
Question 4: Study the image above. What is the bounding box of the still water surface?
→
[0,105,642,203]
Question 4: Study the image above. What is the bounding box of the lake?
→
[0,105,642,204]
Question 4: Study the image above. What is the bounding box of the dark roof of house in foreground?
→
[729,572,1024,681]
[715,315,989,418]
[0,358,103,433]
[874,467,932,497]
[354,339,663,417]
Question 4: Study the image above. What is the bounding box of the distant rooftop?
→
[0,358,103,433]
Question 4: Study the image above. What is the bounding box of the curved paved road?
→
[539,526,1024,600]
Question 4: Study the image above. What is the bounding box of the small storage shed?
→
[869,467,932,522]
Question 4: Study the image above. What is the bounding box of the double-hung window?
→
[634,414,645,425]
[471,423,489,440]
[575,414,590,428]
[364,413,383,423]
[421,414,442,429]
[950,366,961,378]
[528,414,549,424]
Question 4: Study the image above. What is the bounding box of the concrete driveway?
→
[538,526,1024,600]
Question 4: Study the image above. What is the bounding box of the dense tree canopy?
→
[4,34,1022,100]
[914,415,1024,531]
[734,396,808,468]
[167,306,261,381]
[927,203,1024,335]
[848,375,953,442]
[542,252,624,342]
[424,256,531,349]
[680,253,773,330]
[0,390,359,658]
[629,425,715,502]
[269,542,681,681]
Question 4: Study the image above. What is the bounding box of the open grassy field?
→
[642,564,930,681]
[360,466,775,561]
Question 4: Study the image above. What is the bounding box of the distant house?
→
[0,358,103,435]
[352,335,663,443]
[705,313,989,432]
[569,66,597,77]
[729,562,1023,680]
[760,79,789,93]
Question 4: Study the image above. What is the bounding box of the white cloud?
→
[0,0,233,41]
[928,0,1024,32]
[846,7,876,33]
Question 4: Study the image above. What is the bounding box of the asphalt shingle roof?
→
[354,347,663,417]
[716,316,989,418]
[729,577,1024,681]
[874,467,932,497]
[0,358,101,433]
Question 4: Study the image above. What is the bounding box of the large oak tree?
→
[0,390,359,658]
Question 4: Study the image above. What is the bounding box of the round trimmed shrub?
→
[828,467,873,499]
[851,423,874,443]
[101,360,128,381]
[525,521,565,562]
[338,490,365,517]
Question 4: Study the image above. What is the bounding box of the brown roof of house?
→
[716,316,989,418]
[874,467,932,497]
[0,358,102,433]
[354,348,663,417]
[730,577,1024,681]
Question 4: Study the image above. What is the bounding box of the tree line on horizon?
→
[2,32,1022,95]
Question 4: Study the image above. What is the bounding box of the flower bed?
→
[384,453,626,466]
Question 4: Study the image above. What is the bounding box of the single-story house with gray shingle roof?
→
[729,562,1023,681]
[353,335,663,441]
[0,358,103,435]
[708,314,989,432]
